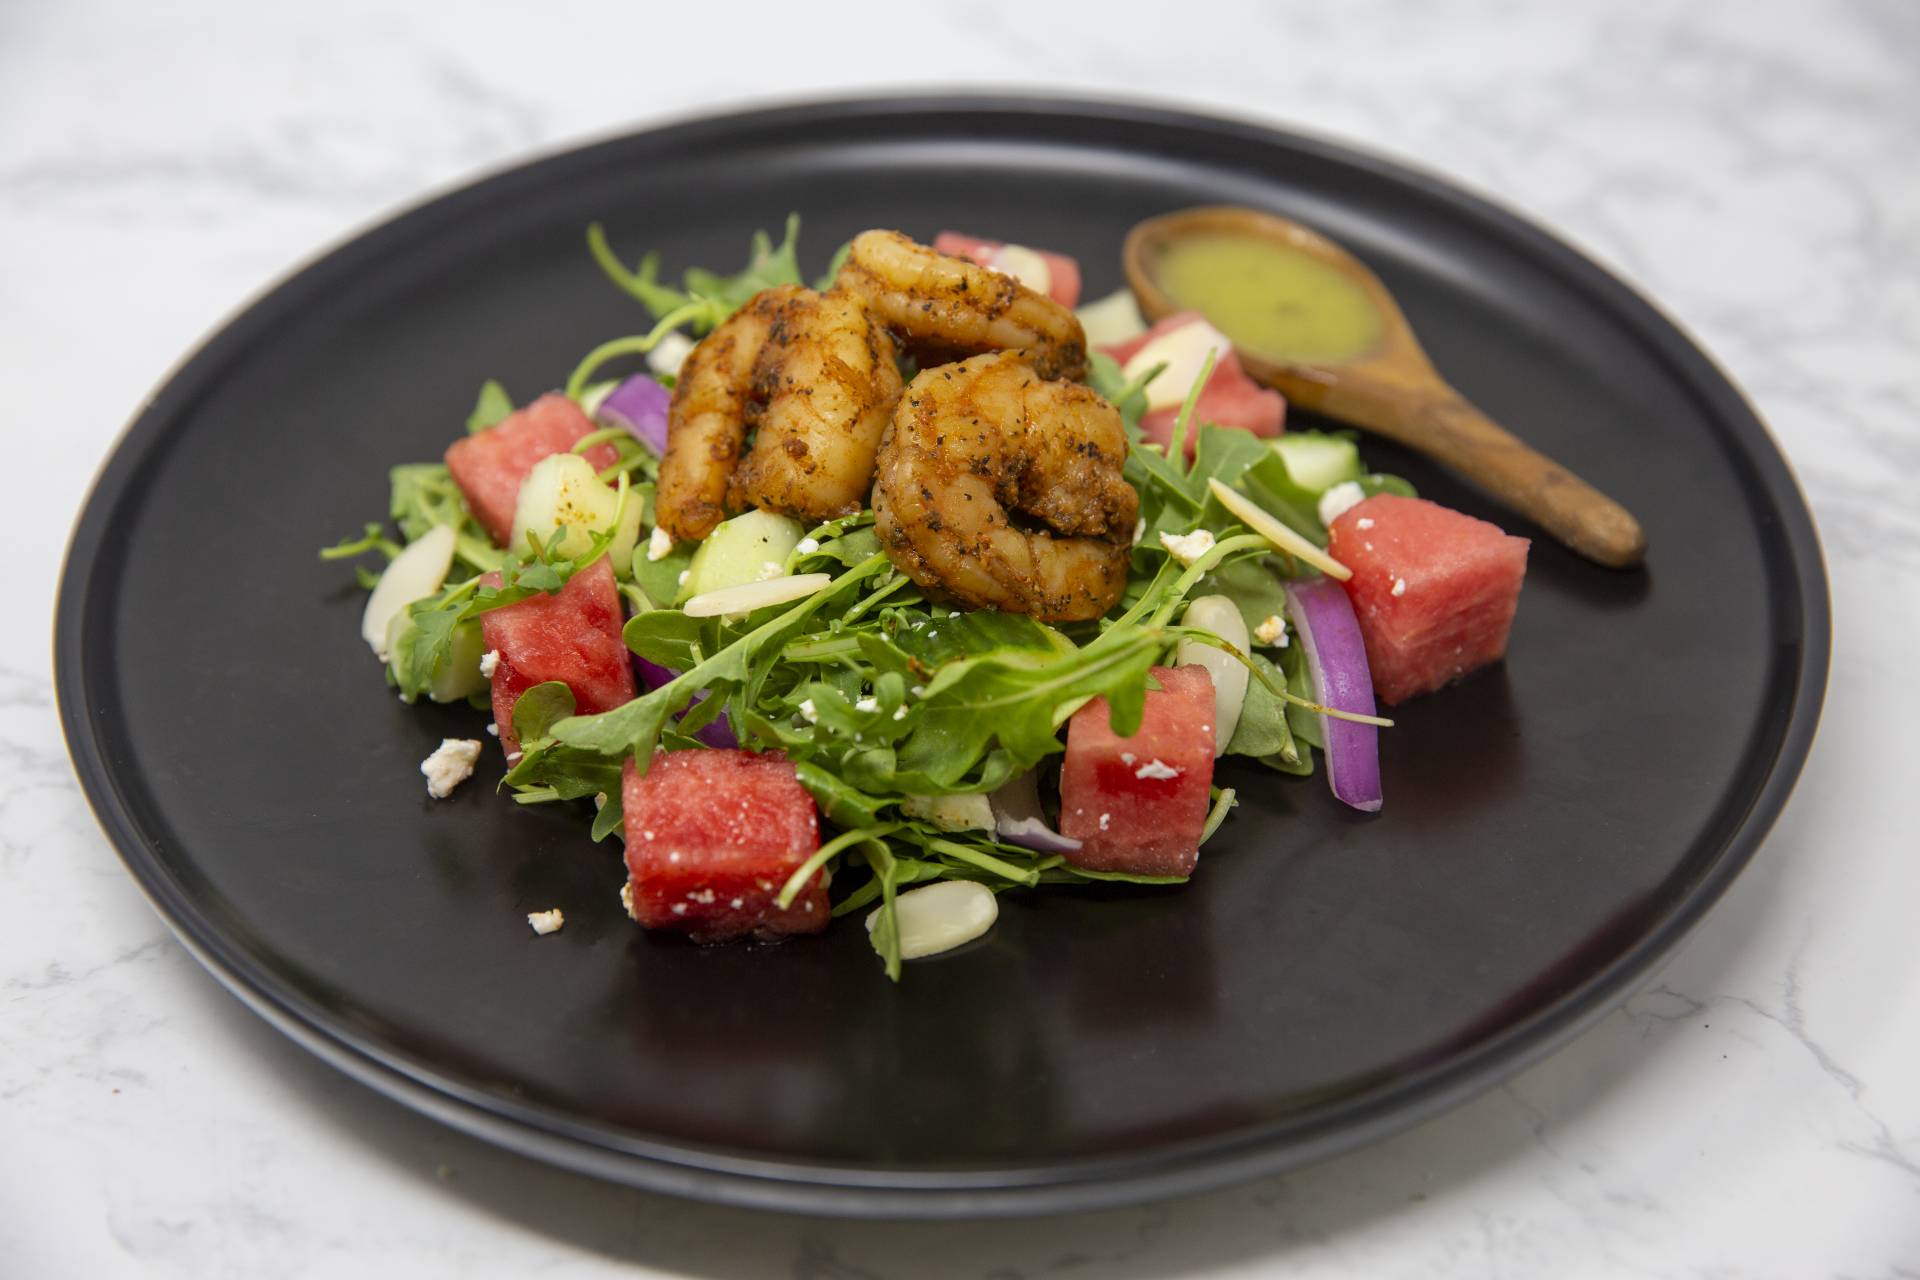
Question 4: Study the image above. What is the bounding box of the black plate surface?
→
[56,97,1827,1217]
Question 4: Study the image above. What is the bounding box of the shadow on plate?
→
[172,792,1806,1280]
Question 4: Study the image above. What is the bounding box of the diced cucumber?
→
[509,453,641,573]
[681,510,805,602]
[1075,288,1148,349]
[901,793,995,833]
[1267,432,1362,494]
[383,614,488,703]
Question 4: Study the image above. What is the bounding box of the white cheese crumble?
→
[757,560,784,581]
[794,536,820,556]
[420,738,482,798]
[1120,752,1136,766]
[646,524,675,562]
[1391,577,1407,597]
[486,723,499,737]
[1135,758,1181,780]
[1317,480,1367,526]
[526,908,565,935]
[478,649,501,679]
[1254,614,1288,647]
[1357,516,1375,530]
[854,696,880,713]
[1099,812,1112,831]
[646,330,695,378]
[1159,527,1216,567]
[797,698,819,724]
[892,705,908,721]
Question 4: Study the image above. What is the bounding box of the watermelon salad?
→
[324,216,1530,978]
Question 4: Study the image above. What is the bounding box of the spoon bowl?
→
[1125,205,1646,568]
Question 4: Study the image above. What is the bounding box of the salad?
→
[324,216,1530,978]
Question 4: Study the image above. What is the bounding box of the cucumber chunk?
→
[1267,432,1362,495]
[384,613,488,703]
[509,452,641,573]
[681,510,805,602]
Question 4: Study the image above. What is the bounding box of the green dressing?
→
[1154,233,1382,365]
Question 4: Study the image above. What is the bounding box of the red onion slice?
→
[1283,578,1383,812]
[595,375,670,453]
[633,655,737,748]
[989,770,1082,853]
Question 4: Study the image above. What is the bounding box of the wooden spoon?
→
[1124,206,1646,568]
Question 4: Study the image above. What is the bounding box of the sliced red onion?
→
[989,769,1082,853]
[1283,578,1383,813]
[595,375,670,453]
[633,655,737,748]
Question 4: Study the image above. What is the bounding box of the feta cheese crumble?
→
[797,698,819,724]
[646,524,675,562]
[1134,758,1181,780]
[854,696,880,713]
[794,536,820,556]
[646,330,695,378]
[1356,516,1375,530]
[757,560,784,581]
[420,738,482,798]
[1159,527,1216,567]
[526,908,565,935]
[478,649,501,679]
[1098,812,1112,832]
[1317,480,1366,526]
[1254,614,1289,647]
[1391,577,1407,597]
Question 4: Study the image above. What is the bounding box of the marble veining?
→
[5,0,1917,1275]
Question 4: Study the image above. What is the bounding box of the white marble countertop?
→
[6,0,1916,1274]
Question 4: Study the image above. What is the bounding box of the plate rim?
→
[54,93,1831,1218]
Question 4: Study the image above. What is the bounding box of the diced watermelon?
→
[480,556,635,755]
[621,749,828,942]
[1327,494,1530,705]
[1100,313,1285,456]
[444,393,620,545]
[1058,665,1217,877]
[932,231,1083,308]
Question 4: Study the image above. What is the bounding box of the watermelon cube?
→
[1059,665,1217,877]
[932,230,1083,307]
[621,749,828,942]
[481,556,635,755]
[1100,313,1285,457]
[445,393,620,545]
[1327,494,1530,705]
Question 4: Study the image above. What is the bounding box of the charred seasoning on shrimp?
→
[837,230,1089,382]
[730,287,904,522]
[873,351,1137,622]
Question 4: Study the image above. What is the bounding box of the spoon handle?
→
[1313,377,1645,567]
[1411,393,1645,567]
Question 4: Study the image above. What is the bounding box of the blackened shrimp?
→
[872,351,1137,622]
[729,287,903,522]
[836,230,1088,382]
[656,285,801,541]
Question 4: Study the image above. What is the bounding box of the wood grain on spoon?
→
[1124,206,1647,568]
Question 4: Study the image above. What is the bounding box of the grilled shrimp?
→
[872,351,1137,622]
[836,230,1088,382]
[729,286,903,522]
[656,285,801,540]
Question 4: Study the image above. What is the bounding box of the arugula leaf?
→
[466,379,514,434]
[512,681,577,746]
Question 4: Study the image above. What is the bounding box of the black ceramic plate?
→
[56,97,1827,1217]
